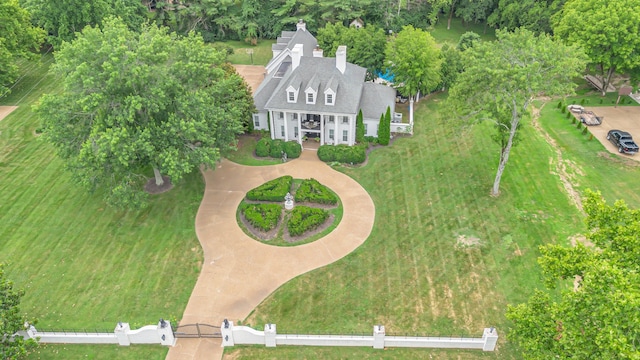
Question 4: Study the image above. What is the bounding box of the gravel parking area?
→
[581,106,640,162]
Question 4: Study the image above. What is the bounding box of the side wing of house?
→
[359,83,397,137]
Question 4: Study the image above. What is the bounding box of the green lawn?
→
[231,93,584,359]
[225,135,282,166]
[223,40,276,66]
[1,56,202,359]
[429,17,496,45]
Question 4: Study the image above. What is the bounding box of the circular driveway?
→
[166,150,375,360]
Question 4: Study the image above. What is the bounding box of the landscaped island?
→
[237,176,342,246]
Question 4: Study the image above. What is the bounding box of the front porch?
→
[269,110,355,146]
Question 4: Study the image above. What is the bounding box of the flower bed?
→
[240,203,282,231]
[287,206,329,237]
[294,178,338,205]
[246,175,293,201]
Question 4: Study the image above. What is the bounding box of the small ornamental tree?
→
[1,264,37,358]
[355,109,365,143]
[378,107,391,146]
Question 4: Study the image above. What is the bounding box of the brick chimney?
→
[291,43,303,70]
[336,45,346,74]
[313,45,323,58]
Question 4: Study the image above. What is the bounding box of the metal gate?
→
[173,323,221,338]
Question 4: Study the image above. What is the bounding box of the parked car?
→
[607,129,639,155]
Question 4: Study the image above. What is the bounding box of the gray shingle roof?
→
[360,83,396,120]
[264,56,367,115]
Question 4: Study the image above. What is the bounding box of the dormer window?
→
[305,90,316,104]
[326,93,334,105]
[286,85,299,103]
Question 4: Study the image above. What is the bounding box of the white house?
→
[252,20,396,146]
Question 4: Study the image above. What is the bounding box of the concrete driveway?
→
[581,106,640,162]
[165,150,375,360]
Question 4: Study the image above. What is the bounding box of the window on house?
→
[326,93,333,105]
[253,115,260,128]
[342,116,349,124]
[293,113,298,120]
[364,123,368,134]
[279,112,284,119]
[288,91,295,102]
[329,129,334,140]
[342,130,348,142]
[294,127,299,138]
[281,126,285,137]
[328,115,335,123]
[306,92,315,104]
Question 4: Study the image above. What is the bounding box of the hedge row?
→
[287,206,329,237]
[256,138,301,159]
[317,144,366,164]
[240,203,282,231]
[246,175,293,201]
[295,178,338,205]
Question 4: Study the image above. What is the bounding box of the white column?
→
[297,112,302,145]
[269,111,275,139]
[373,325,385,349]
[482,327,498,351]
[334,116,339,145]
[320,115,325,145]
[283,111,289,141]
[221,319,235,347]
[158,320,175,346]
[114,322,131,346]
[348,115,353,146]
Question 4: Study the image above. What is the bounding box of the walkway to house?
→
[165,150,375,360]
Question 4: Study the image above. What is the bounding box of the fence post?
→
[373,325,385,349]
[221,319,234,347]
[264,323,276,348]
[482,327,498,351]
[158,319,175,346]
[114,322,131,346]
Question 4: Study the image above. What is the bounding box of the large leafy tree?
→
[553,0,640,96]
[317,23,386,79]
[487,0,565,34]
[1,264,37,359]
[37,18,254,208]
[449,28,586,196]
[23,0,146,48]
[0,0,44,97]
[507,191,640,359]
[385,25,441,124]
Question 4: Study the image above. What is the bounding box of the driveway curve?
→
[166,150,375,360]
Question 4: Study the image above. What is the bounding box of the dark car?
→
[607,129,639,155]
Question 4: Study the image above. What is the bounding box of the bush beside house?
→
[255,138,301,159]
[317,144,366,164]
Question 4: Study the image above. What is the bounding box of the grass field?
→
[224,40,276,66]
[429,17,496,45]
[0,55,203,359]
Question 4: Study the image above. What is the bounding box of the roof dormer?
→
[324,76,338,106]
[305,74,320,105]
[286,85,299,103]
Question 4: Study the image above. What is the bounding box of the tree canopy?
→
[37,17,254,208]
[507,190,640,359]
[488,0,565,34]
[317,23,387,79]
[0,264,37,359]
[23,0,146,48]
[553,0,640,96]
[448,28,586,196]
[385,25,442,99]
[0,0,44,97]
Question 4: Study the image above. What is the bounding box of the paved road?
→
[166,150,375,359]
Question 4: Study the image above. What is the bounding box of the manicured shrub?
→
[580,98,585,105]
[255,138,271,157]
[287,206,329,237]
[577,121,583,129]
[269,139,284,158]
[560,105,566,114]
[566,112,572,119]
[557,101,562,109]
[378,107,391,145]
[355,109,365,143]
[582,127,589,135]
[571,117,576,124]
[364,136,378,144]
[240,203,282,231]
[283,141,302,159]
[317,145,366,164]
[246,175,293,201]
[295,178,338,205]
